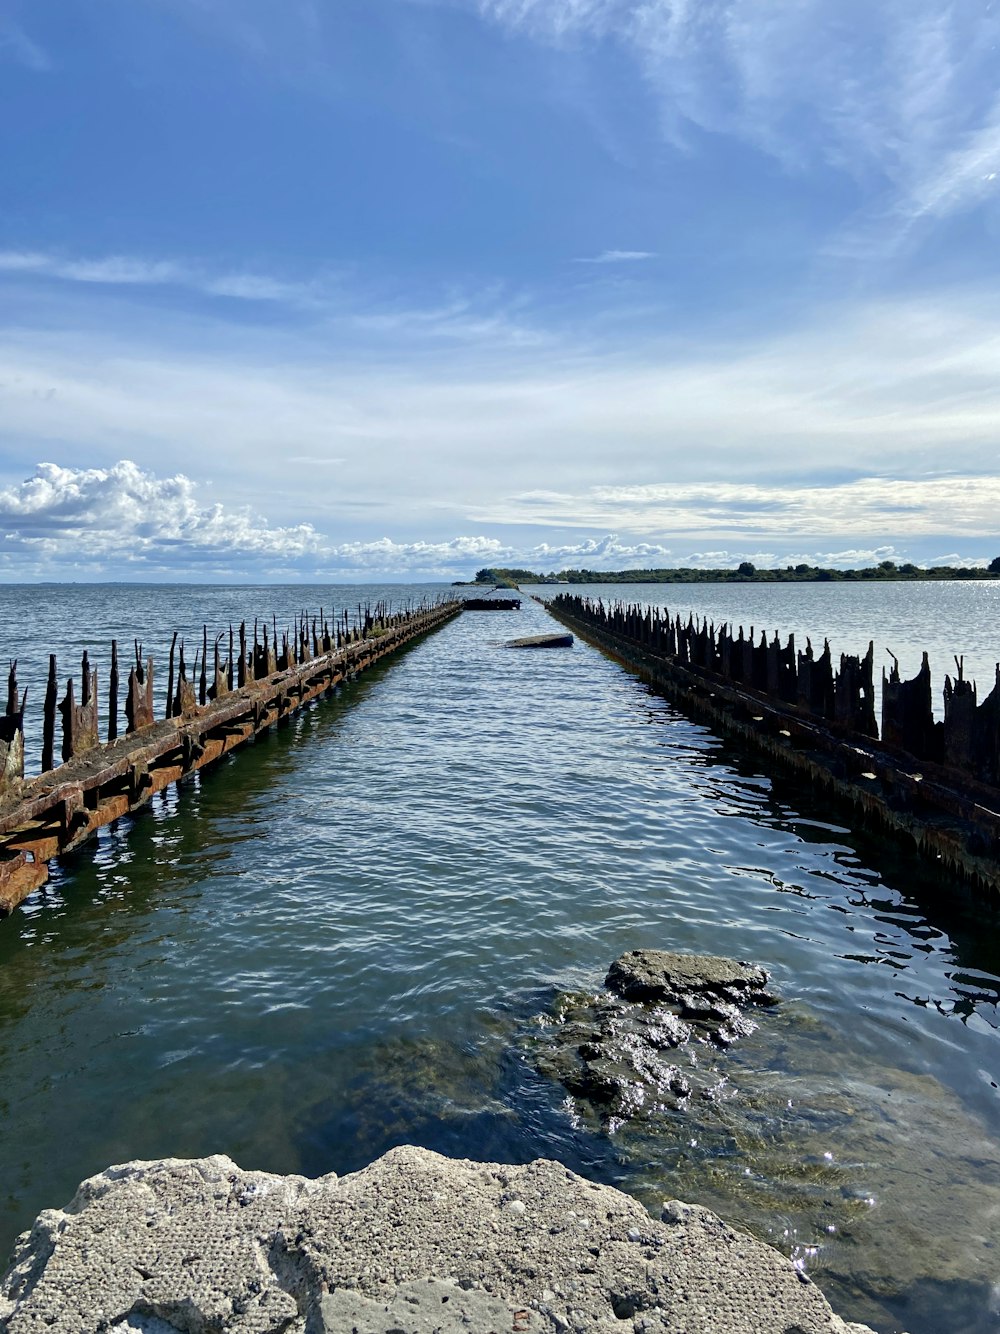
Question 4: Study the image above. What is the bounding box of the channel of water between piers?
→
[0,586,998,1334]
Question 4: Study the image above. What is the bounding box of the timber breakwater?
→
[0,597,460,916]
[543,592,1000,896]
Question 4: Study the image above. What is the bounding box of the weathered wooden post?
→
[0,660,25,798]
[973,667,1000,785]
[125,646,154,733]
[42,655,57,772]
[883,651,939,758]
[6,659,17,717]
[166,632,177,720]
[238,622,247,688]
[209,633,229,701]
[768,633,797,704]
[943,658,977,772]
[199,625,208,707]
[59,678,75,763]
[108,640,119,743]
[834,643,878,738]
[174,641,197,717]
[751,630,768,692]
[60,657,98,762]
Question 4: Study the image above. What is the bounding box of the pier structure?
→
[544,593,1000,896]
[0,598,460,915]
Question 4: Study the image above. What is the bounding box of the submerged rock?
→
[530,951,779,1130]
[605,950,777,1010]
[0,1146,878,1333]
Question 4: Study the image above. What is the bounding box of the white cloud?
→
[0,250,322,306]
[472,0,1000,240]
[473,476,1000,539]
[574,249,657,263]
[131,0,1000,248]
[3,263,1000,572]
[0,462,997,582]
[0,250,548,347]
[0,462,678,577]
[5,279,1000,479]
[0,461,322,574]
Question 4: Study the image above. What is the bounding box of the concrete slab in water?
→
[504,633,574,649]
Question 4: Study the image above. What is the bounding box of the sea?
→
[0,580,998,1334]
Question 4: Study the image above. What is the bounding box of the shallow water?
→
[0,584,999,1334]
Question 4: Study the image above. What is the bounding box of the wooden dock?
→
[0,600,460,916]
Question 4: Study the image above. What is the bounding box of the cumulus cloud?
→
[0,461,322,575]
[0,462,994,582]
[0,463,673,578]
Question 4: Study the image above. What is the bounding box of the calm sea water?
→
[0,582,999,1334]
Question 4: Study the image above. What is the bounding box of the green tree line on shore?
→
[466,558,1000,586]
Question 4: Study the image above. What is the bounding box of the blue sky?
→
[2,0,1000,580]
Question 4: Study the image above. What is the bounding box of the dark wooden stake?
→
[60,678,75,763]
[42,655,57,772]
[108,640,119,743]
[166,632,177,719]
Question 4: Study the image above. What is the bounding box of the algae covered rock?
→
[605,950,777,1010]
[530,951,779,1130]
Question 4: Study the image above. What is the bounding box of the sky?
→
[2,0,1000,581]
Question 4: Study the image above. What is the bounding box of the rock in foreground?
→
[605,950,776,1010]
[0,1146,879,1333]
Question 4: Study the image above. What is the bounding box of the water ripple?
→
[0,588,998,1334]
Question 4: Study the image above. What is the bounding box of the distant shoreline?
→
[458,561,1000,586]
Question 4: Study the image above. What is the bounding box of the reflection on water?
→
[0,585,998,1334]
